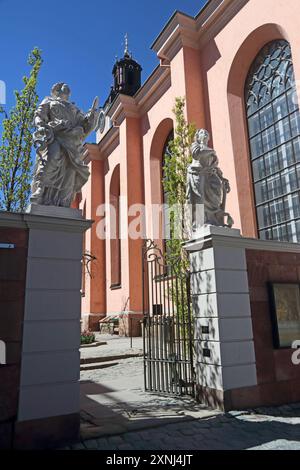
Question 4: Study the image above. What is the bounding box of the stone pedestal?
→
[184,226,257,411]
[15,207,92,449]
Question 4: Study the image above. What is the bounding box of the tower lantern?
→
[111,34,142,100]
[100,35,142,133]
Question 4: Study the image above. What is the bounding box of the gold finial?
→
[124,33,129,56]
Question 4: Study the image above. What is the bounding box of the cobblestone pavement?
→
[74,402,300,450]
[80,356,220,440]
[76,336,300,451]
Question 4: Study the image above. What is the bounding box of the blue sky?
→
[0,0,207,118]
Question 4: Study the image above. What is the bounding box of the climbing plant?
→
[162,97,196,273]
[162,98,196,332]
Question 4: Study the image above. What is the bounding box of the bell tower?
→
[103,34,142,109]
[112,34,142,96]
[98,35,142,137]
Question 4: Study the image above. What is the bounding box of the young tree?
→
[161,97,196,346]
[0,47,43,212]
[163,97,196,271]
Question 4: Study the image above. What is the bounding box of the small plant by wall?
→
[80,329,95,345]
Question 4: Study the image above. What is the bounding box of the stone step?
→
[80,352,143,365]
[80,361,119,371]
[80,341,107,349]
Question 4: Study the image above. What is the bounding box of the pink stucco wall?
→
[201,0,300,235]
[80,0,300,325]
[104,131,130,315]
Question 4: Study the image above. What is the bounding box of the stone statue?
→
[186,129,234,231]
[30,83,99,208]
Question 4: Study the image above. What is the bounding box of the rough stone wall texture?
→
[0,227,28,449]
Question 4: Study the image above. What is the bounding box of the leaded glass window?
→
[245,40,300,242]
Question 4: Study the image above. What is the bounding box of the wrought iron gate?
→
[142,240,195,396]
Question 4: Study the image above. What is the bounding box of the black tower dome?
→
[104,34,142,109]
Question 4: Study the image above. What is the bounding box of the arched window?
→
[127,66,134,86]
[245,40,300,242]
[150,118,173,245]
[162,130,174,242]
[118,67,123,85]
[110,165,121,288]
[162,130,174,204]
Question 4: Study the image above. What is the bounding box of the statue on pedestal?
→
[186,129,234,231]
[30,83,99,208]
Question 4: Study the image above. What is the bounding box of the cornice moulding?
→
[197,0,249,47]
[0,211,26,229]
[195,0,226,27]
[186,233,300,254]
[154,17,200,61]
[151,12,195,53]
[23,214,93,233]
[83,143,104,163]
[135,66,169,105]
[151,0,248,59]
[135,67,171,114]
[0,211,93,233]
[98,126,120,160]
[108,94,140,124]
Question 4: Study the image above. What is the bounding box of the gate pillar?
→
[184,226,257,411]
[15,206,92,449]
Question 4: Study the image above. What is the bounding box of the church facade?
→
[78,0,300,331]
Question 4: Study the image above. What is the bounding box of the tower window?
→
[118,67,123,85]
[128,70,134,86]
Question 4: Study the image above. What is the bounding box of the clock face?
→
[98,110,106,133]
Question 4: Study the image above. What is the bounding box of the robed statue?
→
[30,82,99,207]
[186,129,234,231]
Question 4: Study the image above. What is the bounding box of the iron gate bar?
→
[142,239,195,397]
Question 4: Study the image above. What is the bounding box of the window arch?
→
[149,118,173,245]
[161,130,174,243]
[245,40,300,242]
[110,165,121,288]
[162,130,174,205]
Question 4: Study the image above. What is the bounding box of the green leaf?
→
[0,48,43,211]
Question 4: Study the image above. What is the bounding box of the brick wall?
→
[0,227,28,449]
